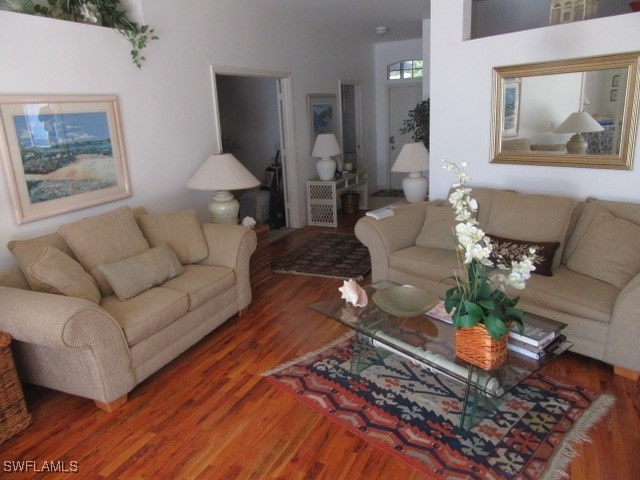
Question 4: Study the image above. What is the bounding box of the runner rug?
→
[271,233,370,280]
[263,334,614,479]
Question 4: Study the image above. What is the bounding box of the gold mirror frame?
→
[490,52,640,169]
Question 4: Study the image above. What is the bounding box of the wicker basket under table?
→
[0,332,32,444]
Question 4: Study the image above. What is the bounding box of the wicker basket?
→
[455,324,507,370]
[0,332,32,445]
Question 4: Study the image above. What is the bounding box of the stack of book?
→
[508,315,567,360]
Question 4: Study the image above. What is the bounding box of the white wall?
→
[373,38,424,190]
[0,0,374,270]
[429,1,640,202]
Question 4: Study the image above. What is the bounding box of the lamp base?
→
[208,190,239,224]
[402,172,428,203]
[566,133,588,154]
[316,157,336,181]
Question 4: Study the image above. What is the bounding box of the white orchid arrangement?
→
[442,160,538,340]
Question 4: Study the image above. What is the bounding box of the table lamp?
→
[187,153,260,224]
[312,133,341,181]
[554,112,604,154]
[391,142,429,203]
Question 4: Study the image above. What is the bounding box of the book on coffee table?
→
[508,334,567,359]
[509,314,566,348]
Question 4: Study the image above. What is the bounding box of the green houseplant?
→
[400,99,430,150]
[442,160,538,367]
[0,0,157,68]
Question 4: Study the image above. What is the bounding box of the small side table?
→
[250,223,273,289]
[0,332,32,444]
[306,170,368,227]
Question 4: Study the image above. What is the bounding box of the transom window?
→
[387,60,423,80]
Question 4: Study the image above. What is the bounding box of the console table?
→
[306,170,368,227]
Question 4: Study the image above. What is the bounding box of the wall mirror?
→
[490,52,640,169]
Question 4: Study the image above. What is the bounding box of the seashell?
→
[338,279,368,307]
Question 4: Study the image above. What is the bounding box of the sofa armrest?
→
[355,203,429,282]
[608,272,640,370]
[0,286,135,402]
[199,223,257,309]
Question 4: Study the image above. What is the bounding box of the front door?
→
[388,84,423,190]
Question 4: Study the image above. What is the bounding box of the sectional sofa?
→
[0,206,257,411]
[355,187,640,379]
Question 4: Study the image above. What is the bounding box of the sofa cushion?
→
[28,246,101,303]
[487,234,560,277]
[486,191,577,270]
[415,205,457,250]
[390,246,462,284]
[516,266,617,325]
[565,199,640,263]
[99,244,184,300]
[162,264,236,310]
[7,232,77,292]
[138,209,208,264]
[59,207,150,296]
[567,207,640,289]
[100,287,189,347]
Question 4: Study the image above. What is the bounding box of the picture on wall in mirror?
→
[502,78,521,137]
[307,94,336,153]
[0,95,131,224]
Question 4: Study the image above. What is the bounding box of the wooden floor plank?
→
[1,211,638,479]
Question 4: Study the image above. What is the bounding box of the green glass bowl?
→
[372,285,438,317]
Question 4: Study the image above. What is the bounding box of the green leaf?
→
[463,300,483,322]
[484,316,508,339]
[455,314,477,329]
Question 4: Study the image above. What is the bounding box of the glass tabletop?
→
[310,280,573,399]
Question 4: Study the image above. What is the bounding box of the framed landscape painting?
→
[0,95,131,224]
[307,94,336,153]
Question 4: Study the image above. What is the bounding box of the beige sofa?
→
[0,206,257,411]
[355,188,640,379]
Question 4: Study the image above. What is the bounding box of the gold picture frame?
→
[0,95,131,224]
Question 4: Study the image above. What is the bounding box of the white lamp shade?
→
[391,142,430,173]
[311,133,341,158]
[187,153,260,191]
[554,112,604,134]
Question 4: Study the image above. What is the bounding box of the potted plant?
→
[442,160,538,369]
[0,0,157,68]
[400,99,430,150]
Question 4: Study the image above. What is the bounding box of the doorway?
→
[211,67,300,228]
[388,83,422,189]
[339,80,363,172]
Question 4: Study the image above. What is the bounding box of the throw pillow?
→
[58,206,150,296]
[99,244,184,300]
[29,246,101,303]
[567,208,640,289]
[487,234,560,277]
[7,232,78,292]
[415,205,457,250]
[138,209,208,264]
[486,191,577,271]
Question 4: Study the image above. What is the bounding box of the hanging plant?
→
[0,0,158,68]
[400,98,430,151]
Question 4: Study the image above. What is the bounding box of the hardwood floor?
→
[1,211,639,479]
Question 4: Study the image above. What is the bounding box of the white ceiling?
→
[241,0,431,42]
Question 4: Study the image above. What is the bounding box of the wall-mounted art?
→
[306,94,336,153]
[0,95,131,224]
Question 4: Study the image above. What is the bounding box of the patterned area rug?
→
[263,334,614,479]
[271,233,371,280]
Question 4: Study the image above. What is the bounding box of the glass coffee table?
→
[310,280,573,431]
